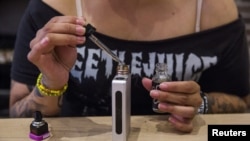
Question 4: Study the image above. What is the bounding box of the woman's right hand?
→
[27,16,86,89]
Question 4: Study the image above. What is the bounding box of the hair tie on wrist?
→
[36,73,68,96]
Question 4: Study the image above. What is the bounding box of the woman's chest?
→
[82,1,198,41]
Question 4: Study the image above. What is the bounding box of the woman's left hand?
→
[142,78,202,133]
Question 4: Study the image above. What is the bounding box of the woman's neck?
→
[81,0,197,40]
[42,0,76,15]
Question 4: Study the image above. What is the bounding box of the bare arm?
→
[9,15,86,117]
[202,0,249,114]
[9,80,62,117]
[206,92,249,114]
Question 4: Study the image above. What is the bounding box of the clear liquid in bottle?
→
[152,63,171,113]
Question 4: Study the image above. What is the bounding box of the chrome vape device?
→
[85,24,131,140]
[112,64,131,141]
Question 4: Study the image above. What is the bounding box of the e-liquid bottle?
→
[152,63,171,113]
[29,111,50,141]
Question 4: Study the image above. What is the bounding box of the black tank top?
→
[11,0,250,116]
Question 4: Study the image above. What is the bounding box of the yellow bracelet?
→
[36,73,68,96]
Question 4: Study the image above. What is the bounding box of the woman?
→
[9,0,250,133]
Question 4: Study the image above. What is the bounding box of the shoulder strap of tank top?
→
[195,0,203,32]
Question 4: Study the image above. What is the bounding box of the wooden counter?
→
[0,114,250,141]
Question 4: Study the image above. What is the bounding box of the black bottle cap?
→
[85,24,96,37]
[34,111,43,122]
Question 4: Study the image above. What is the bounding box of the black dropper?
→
[85,24,124,65]
[34,111,43,122]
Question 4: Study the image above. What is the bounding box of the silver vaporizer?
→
[112,64,131,141]
[84,23,131,141]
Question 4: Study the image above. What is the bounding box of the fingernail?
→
[76,26,84,35]
[76,17,84,25]
[159,103,168,109]
[168,116,176,124]
[40,37,49,45]
[77,36,85,44]
[160,83,168,88]
[150,90,159,97]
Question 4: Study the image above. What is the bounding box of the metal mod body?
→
[85,24,131,140]
[112,64,131,141]
[152,63,171,113]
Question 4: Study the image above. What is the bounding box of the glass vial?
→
[152,63,171,113]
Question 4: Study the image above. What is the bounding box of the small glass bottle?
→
[152,63,171,113]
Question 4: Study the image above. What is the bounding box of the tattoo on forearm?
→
[10,82,63,117]
[10,83,44,117]
[207,94,246,113]
[10,95,43,117]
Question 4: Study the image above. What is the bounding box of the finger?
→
[28,37,51,64]
[168,114,193,133]
[150,90,185,104]
[159,81,200,94]
[45,33,85,46]
[30,17,86,48]
[150,90,201,106]
[28,35,83,63]
[142,77,152,91]
[30,31,85,51]
[47,16,85,26]
[44,16,85,39]
[30,34,82,54]
[43,23,86,36]
[159,102,197,118]
[151,81,201,106]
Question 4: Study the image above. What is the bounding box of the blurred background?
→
[0,0,249,117]
[0,0,29,117]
